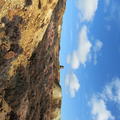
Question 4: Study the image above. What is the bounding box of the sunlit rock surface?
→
[0,0,66,119]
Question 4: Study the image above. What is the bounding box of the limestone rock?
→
[0,0,66,119]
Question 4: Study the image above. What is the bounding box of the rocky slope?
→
[0,0,66,120]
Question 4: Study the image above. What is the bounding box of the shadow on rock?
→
[0,15,23,64]
[4,65,28,112]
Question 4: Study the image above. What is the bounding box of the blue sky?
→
[60,0,120,120]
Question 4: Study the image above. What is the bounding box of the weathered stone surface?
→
[0,0,66,119]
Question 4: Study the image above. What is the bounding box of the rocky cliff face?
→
[0,0,66,120]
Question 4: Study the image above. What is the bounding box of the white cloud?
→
[67,31,103,68]
[103,78,120,104]
[95,40,103,51]
[90,97,115,120]
[104,1,120,22]
[78,26,92,64]
[67,51,80,69]
[90,77,120,120]
[65,72,80,97]
[93,40,103,65]
[67,25,92,69]
[77,0,99,21]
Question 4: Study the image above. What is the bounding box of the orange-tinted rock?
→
[3,51,17,60]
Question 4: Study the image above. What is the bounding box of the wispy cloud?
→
[94,40,103,51]
[102,78,120,104]
[67,27,103,68]
[90,96,115,120]
[77,0,99,21]
[90,77,120,120]
[67,0,102,69]
[104,1,120,23]
[65,72,80,98]
[67,25,92,69]
[93,40,103,65]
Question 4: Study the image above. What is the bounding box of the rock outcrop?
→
[0,0,66,120]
